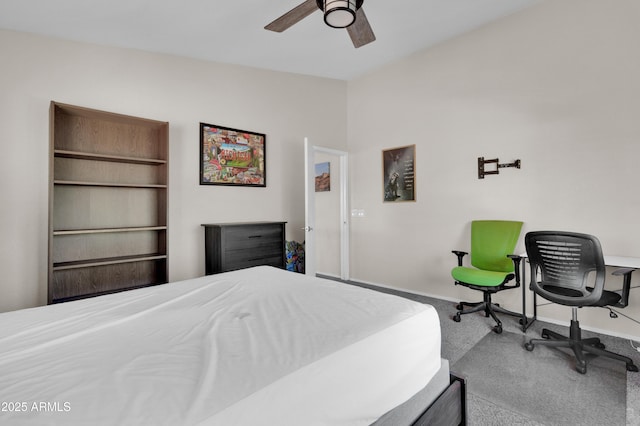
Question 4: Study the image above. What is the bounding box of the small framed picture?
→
[200,123,266,187]
[382,145,416,202]
[315,162,330,192]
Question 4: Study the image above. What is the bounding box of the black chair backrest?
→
[525,231,606,306]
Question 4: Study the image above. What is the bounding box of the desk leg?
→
[520,259,537,332]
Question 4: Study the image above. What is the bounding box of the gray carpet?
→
[453,330,626,425]
[331,276,640,425]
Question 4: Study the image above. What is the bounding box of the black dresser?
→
[202,222,287,275]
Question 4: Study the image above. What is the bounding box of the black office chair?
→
[523,231,638,374]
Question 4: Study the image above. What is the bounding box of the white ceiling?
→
[0,0,539,80]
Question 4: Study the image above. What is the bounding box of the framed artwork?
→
[315,162,330,192]
[382,144,416,202]
[200,123,266,187]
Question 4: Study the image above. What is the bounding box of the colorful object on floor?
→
[286,240,305,273]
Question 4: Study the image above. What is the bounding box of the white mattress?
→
[0,266,441,425]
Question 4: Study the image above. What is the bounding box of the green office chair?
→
[523,231,638,374]
[452,220,523,334]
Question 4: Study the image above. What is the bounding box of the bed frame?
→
[412,373,467,426]
[374,364,467,426]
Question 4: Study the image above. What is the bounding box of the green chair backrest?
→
[470,220,523,272]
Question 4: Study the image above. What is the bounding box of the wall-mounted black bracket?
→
[478,157,521,179]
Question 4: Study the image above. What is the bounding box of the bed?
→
[0,266,465,425]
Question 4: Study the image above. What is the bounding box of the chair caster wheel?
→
[541,331,549,339]
[594,342,605,350]
[453,313,461,322]
[456,304,462,310]
[576,364,587,374]
[627,364,639,372]
[493,325,502,334]
[524,342,534,351]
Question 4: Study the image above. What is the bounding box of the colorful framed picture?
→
[382,144,416,202]
[200,123,266,187]
[315,162,330,192]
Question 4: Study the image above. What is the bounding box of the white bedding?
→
[0,266,441,425]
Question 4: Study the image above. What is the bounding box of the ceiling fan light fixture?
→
[324,0,357,28]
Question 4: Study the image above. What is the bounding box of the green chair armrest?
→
[506,254,522,288]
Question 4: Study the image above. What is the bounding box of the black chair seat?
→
[541,284,621,307]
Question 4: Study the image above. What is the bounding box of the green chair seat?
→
[451,266,512,287]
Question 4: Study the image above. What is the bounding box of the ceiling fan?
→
[265,0,376,48]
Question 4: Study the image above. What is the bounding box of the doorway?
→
[304,138,349,280]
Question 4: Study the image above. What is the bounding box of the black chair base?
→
[524,318,639,374]
[453,292,521,334]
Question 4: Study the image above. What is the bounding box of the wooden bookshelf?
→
[48,102,169,303]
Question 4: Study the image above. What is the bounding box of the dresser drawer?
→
[222,224,284,250]
[223,251,285,271]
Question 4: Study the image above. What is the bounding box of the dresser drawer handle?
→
[248,235,262,239]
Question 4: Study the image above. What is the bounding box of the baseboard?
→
[316,271,340,280]
[322,274,454,302]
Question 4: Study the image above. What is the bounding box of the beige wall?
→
[0,30,347,312]
[347,0,640,339]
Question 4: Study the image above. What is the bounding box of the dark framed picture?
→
[382,144,416,202]
[200,123,266,187]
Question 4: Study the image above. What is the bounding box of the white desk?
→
[519,254,639,332]
[602,255,640,268]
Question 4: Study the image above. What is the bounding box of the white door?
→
[304,138,349,279]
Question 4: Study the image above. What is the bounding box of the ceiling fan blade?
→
[347,7,376,48]
[265,0,319,33]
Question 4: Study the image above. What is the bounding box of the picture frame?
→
[382,144,416,202]
[200,122,266,187]
[315,162,330,192]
